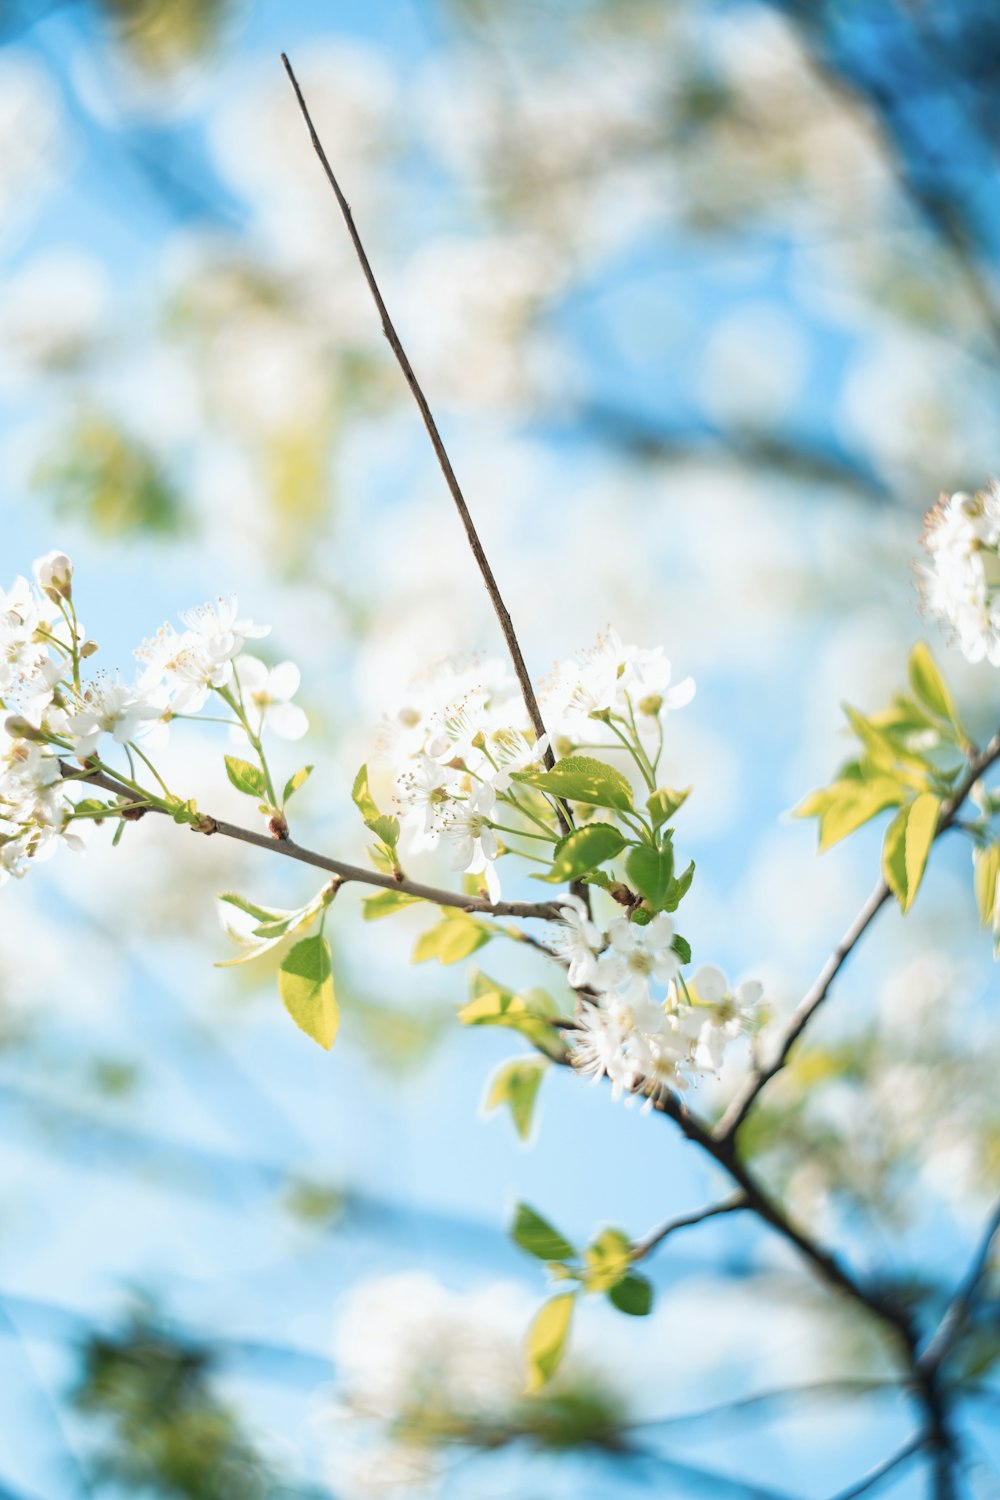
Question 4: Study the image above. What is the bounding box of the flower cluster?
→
[555,896,761,1101]
[541,627,695,751]
[1,551,306,885]
[920,483,1000,666]
[376,631,696,899]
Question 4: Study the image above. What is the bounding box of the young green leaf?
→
[282,765,313,805]
[511,1202,576,1261]
[278,935,338,1050]
[647,786,691,830]
[362,889,422,921]
[485,1057,548,1140]
[534,823,625,883]
[225,756,268,801]
[518,754,634,812]
[525,1293,575,1392]
[882,792,941,912]
[582,1227,632,1292]
[973,842,1000,929]
[625,842,674,911]
[908,642,965,737]
[459,974,564,1052]
[802,777,906,852]
[351,764,380,823]
[413,909,493,965]
[608,1274,654,1317]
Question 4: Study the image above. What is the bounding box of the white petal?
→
[268,660,301,701]
[268,702,308,741]
[663,676,696,709]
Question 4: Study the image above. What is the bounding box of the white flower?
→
[570,1003,635,1097]
[549,893,603,987]
[439,783,498,873]
[483,728,549,793]
[393,754,457,847]
[235,654,307,740]
[65,677,161,758]
[178,593,270,659]
[32,549,72,602]
[541,628,695,739]
[596,912,680,1001]
[920,484,1000,666]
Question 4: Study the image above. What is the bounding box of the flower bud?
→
[33,550,73,602]
[80,640,99,659]
[4,715,43,742]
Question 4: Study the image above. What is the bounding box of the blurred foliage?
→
[98,0,235,73]
[73,1310,306,1499]
[33,411,184,536]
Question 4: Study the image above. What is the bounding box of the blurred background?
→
[0,0,999,1495]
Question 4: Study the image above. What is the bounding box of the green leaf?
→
[362,889,422,921]
[366,813,400,850]
[225,756,268,801]
[458,973,563,1051]
[512,1202,576,1261]
[278,935,338,1050]
[518,754,634,812]
[351,764,380,822]
[973,843,1000,929]
[908,642,964,735]
[608,1274,654,1317]
[534,824,625,883]
[625,842,674,911]
[882,792,941,912]
[413,909,493,965]
[666,860,695,911]
[647,786,691,830]
[843,705,935,777]
[807,777,906,852]
[282,765,313,804]
[671,934,691,965]
[582,1228,632,1292]
[525,1293,575,1392]
[486,1057,548,1140]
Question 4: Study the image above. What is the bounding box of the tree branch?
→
[631,1193,749,1263]
[714,728,1000,1142]
[59,761,561,922]
[919,1196,1000,1376]
[279,54,563,810]
[825,1434,925,1500]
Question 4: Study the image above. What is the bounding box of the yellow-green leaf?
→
[413,909,493,964]
[363,889,421,921]
[582,1227,633,1292]
[278,935,338,1050]
[974,843,1000,929]
[486,1057,548,1140]
[908,642,964,737]
[816,778,906,851]
[882,793,941,912]
[525,1293,575,1392]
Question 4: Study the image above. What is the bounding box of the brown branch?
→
[279,54,564,812]
[919,1196,1000,1376]
[59,762,561,922]
[631,1193,748,1263]
[714,728,1000,1142]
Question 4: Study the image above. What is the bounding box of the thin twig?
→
[824,1434,926,1500]
[715,730,1000,1142]
[58,762,560,922]
[279,54,565,817]
[625,1378,902,1435]
[920,1197,1000,1375]
[631,1193,748,1263]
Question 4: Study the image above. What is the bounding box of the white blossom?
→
[596,912,680,1001]
[548,893,603,987]
[920,484,1000,666]
[65,677,161,759]
[32,549,72,602]
[235,654,308,740]
[440,783,498,874]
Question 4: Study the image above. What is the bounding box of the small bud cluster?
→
[920,483,1000,666]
